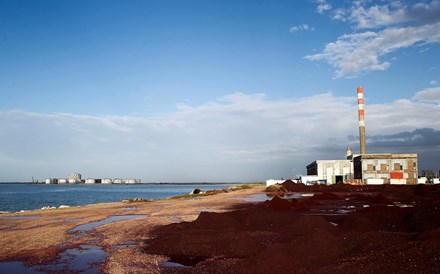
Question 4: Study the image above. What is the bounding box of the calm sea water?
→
[0,183,235,213]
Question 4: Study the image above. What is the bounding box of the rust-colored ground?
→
[1,183,440,273]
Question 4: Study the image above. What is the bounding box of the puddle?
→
[69,215,148,233]
[162,261,191,268]
[0,245,108,273]
[125,207,138,211]
[113,243,137,249]
[0,261,40,273]
[36,245,108,273]
[392,202,415,208]
[0,216,39,220]
[162,255,207,268]
[336,209,354,214]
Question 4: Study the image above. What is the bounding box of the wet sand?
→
[0,186,266,273]
[1,183,440,273]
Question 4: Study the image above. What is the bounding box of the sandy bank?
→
[0,185,266,272]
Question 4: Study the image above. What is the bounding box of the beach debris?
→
[40,205,71,210]
[122,197,150,203]
[189,189,204,195]
[41,206,57,210]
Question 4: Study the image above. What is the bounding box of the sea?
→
[0,183,236,213]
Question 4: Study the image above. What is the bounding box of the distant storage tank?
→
[58,178,68,184]
[113,179,123,184]
[68,178,78,184]
[46,178,57,184]
[102,178,112,184]
[126,179,136,184]
[85,178,96,184]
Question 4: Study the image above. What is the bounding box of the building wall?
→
[354,154,418,185]
[306,160,353,184]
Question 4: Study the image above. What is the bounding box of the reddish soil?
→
[143,183,440,273]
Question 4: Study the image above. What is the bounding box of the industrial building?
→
[306,159,353,184]
[354,154,418,185]
[306,87,419,185]
[46,173,141,184]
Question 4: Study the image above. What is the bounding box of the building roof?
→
[353,153,418,160]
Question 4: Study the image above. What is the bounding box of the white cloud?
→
[332,8,347,21]
[290,24,314,33]
[348,2,407,29]
[308,1,440,78]
[306,22,440,78]
[316,0,332,14]
[412,86,440,102]
[430,80,438,85]
[1,91,440,182]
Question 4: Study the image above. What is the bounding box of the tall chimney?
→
[357,86,366,154]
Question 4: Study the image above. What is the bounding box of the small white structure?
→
[68,178,78,184]
[126,179,137,184]
[265,179,286,186]
[418,177,427,184]
[58,178,68,184]
[113,179,123,184]
[433,178,440,184]
[102,178,112,184]
[85,178,96,184]
[366,178,385,185]
[45,178,57,184]
[300,175,320,185]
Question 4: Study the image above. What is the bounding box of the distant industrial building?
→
[46,173,141,185]
[306,159,353,184]
[68,173,82,182]
[354,154,418,185]
[306,87,419,185]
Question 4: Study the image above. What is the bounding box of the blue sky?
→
[1,0,440,182]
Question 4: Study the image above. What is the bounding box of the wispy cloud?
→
[1,91,439,181]
[316,0,332,14]
[290,24,314,33]
[307,0,440,78]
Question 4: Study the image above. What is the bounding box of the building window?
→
[380,164,388,172]
[394,163,401,171]
[367,164,375,172]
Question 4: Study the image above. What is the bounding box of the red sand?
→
[143,183,440,273]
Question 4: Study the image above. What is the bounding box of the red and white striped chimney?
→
[357,86,366,154]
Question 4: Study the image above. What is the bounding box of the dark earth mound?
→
[142,184,440,273]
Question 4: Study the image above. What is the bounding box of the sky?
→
[1,0,440,182]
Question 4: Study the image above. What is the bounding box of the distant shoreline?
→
[0,182,258,185]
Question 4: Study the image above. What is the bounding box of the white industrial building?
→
[46,173,140,185]
[306,159,353,184]
[306,147,355,184]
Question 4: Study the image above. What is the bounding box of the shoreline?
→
[0,183,263,214]
[1,183,440,272]
[0,184,266,272]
